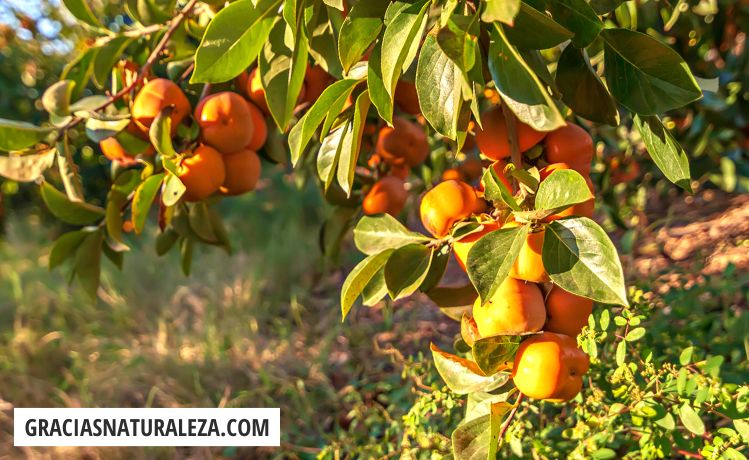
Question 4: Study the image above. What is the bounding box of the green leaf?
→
[62,0,102,27]
[420,246,450,292]
[379,0,430,118]
[504,3,573,50]
[317,125,347,190]
[155,229,179,256]
[481,166,519,211]
[188,201,219,243]
[323,0,343,10]
[56,136,84,202]
[354,214,430,255]
[590,449,617,460]
[601,28,702,115]
[93,36,133,88]
[452,402,512,460]
[0,148,56,182]
[208,206,232,254]
[615,340,626,365]
[361,267,388,306]
[543,217,628,306]
[546,0,602,48]
[384,243,432,300]
[482,0,520,25]
[633,115,692,191]
[338,1,388,73]
[431,343,509,394]
[289,79,360,165]
[426,284,478,308]
[102,243,124,270]
[336,90,371,195]
[125,0,175,26]
[131,173,165,234]
[734,419,749,442]
[180,237,193,276]
[436,15,480,75]
[42,80,76,116]
[161,173,185,207]
[0,119,53,151]
[49,230,90,270]
[555,46,619,126]
[341,249,394,320]
[85,117,131,143]
[467,225,529,304]
[40,181,104,225]
[106,169,141,246]
[535,169,593,211]
[308,9,344,79]
[367,41,395,123]
[149,107,177,158]
[74,229,103,301]
[416,32,464,139]
[259,18,309,130]
[488,25,565,132]
[191,0,281,83]
[655,412,676,431]
[589,0,625,14]
[679,346,694,365]
[679,404,706,436]
[625,327,646,342]
[472,335,520,375]
[61,48,97,100]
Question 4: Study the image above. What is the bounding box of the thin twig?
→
[92,23,164,47]
[62,0,199,133]
[498,393,523,445]
[501,103,522,192]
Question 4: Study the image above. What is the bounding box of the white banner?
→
[14,408,280,446]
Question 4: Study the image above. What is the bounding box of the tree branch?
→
[62,0,200,133]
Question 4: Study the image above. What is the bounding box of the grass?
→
[0,168,461,458]
[2,168,747,458]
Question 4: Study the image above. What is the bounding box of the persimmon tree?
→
[1,0,739,456]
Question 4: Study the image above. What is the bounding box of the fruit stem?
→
[498,392,523,447]
[500,103,522,192]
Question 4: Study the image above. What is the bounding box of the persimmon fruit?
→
[376,117,429,167]
[245,101,267,151]
[178,145,226,202]
[302,65,333,104]
[512,332,590,401]
[503,222,550,283]
[220,149,261,196]
[420,179,485,237]
[475,107,546,160]
[441,168,462,181]
[544,286,594,337]
[194,91,254,154]
[131,78,191,135]
[246,68,268,113]
[394,80,420,115]
[362,176,408,216]
[472,277,546,337]
[100,123,155,165]
[544,124,594,175]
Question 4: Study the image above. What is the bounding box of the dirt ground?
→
[630,190,749,292]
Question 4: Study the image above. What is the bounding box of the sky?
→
[0,0,74,54]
